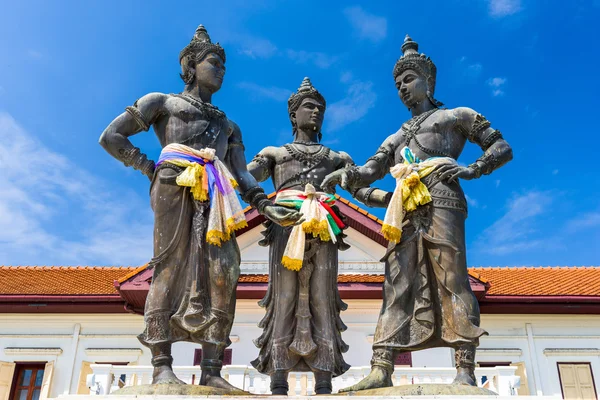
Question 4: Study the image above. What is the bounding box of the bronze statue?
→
[99,25,301,390]
[323,35,513,390]
[247,78,351,395]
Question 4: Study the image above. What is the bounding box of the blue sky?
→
[1,0,599,267]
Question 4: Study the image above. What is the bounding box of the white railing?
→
[88,364,519,396]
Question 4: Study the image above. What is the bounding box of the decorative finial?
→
[401,34,419,55]
[193,25,211,43]
[298,77,313,92]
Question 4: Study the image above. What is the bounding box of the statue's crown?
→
[393,35,442,106]
[179,25,226,64]
[287,77,326,115]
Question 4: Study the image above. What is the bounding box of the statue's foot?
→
[271,386,288,395]
[452,368,477,386]
[152,366,186,385]
[338,367,392,393]
[204,375,242,392]
[315,386,332,395]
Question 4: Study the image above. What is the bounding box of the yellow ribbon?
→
[382,157,456,243]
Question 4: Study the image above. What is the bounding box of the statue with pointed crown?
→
[246,77,357,395]
[99,25,302,391]
[323,35,514,391]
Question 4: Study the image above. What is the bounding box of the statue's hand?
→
[322,169,348,193]
[263,205,304,227]
[437,165,477,183]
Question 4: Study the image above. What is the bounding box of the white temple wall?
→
[2,311,600,397]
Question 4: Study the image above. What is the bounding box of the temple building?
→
[1,197,599,399]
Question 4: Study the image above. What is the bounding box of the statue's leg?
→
[149,342,185,385]
[270,370,289,395]
[305,240,349,377]
[314,371,333,395]
[453,344,477,386]
[142,176,192,385]
[427,207,483,386]
[199,237,242,390]
[339,233,421,393]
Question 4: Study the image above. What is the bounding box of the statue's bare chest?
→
[398,110,466,161]
[272,144,337,190]
[158,96,229,158]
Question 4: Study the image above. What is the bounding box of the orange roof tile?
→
[470,267,600,296]
[334,196,384,225]
[0,266,138,295]
[2,266,599,297]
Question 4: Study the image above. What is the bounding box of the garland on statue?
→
[156,143,247,246]
[275,183,345,271]
[382,147,457,243]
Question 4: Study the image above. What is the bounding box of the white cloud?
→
[237,36,278,59]
[488,77,507,96]
[343,6,387,43]
[488,0,522,17]
[488,77,507,87]
[565,212,600,233]
[286,49,339,69]
[340,71,354,84]
[475,190,553,255]
[0,112,153,266]
[326,77,377,132]
[237,82,291,102]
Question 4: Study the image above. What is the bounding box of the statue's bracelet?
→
[256,198,271,215]
[468,162,482,179]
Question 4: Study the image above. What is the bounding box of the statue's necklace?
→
[173,93,225,148]
[293,140,320,146]
[284,143,329,166]
[402,108,453,158]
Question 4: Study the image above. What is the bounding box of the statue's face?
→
[293,97,325,133]
[396,69,428,109]
[195,53,225,93]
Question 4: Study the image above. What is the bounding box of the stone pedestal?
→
[110,383,250,396]
[339,384,497,396]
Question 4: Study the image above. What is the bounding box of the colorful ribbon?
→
[157,143,247,246]
[275,184,345,271]
[382,147,457,243]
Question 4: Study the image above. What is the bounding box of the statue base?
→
[339,384,497,396]
[110,383,251,396]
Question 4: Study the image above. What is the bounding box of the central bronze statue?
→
[247,78,352,395]
[323,35,513,391]
[99,25,301,390]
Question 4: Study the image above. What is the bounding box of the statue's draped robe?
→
[251,151,350,377]
[138,117,240,350]
[372,138,487,353]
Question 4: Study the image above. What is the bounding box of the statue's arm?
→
[336,151,392,208]
[323,133,398,195]
[247,147,277,183]
[98,92,167,180]
[455,107,514,178]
